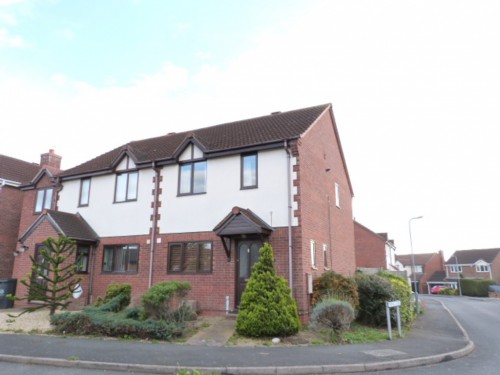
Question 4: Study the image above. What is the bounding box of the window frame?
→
[476,264,490,272]
[323,243,329,270]
[335,183,340,208]
[241,153,258,189]
[79,178,91,207]
[450,265,462,273]
[177,160,207,196]
[167,241,213,274]
[311,240,317,269]
[34,188,54,213]
[102,244,139,274]
[114,171,139,203]
[76,244,91,274]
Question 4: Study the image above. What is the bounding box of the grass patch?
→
[341,322,388,344]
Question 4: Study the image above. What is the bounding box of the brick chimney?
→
[40,149,62,173]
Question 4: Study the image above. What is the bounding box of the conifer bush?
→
[236,243,301,337]
[378,271,414,325]
[95,283,131,312]
[141,281,192,321]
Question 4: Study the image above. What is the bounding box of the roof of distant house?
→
[446,248,500,265]
[396,253,438,266]
[59,103,333,178]
[0,154,41,185]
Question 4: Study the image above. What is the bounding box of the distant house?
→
[12,104,357,321]
[354,221,404,272]
[396,251,445,294]
[0,151,60,278]
[445,248,500,284]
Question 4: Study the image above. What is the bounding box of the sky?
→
[1,0,499,260]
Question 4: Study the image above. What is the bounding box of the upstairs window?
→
[115,171,138,202]
[168,241,212,273]
[311,240,317,269]
[335,183,340,208]
[103,244,139,273]
[323,243,330,269]
[241,153,258,189]
[450,265,462,273]
[178,161,207,195]
[35,188,53,213]
[79,178,91,206]
[476,264,490,272]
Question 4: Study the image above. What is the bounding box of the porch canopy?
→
[213,206,273,260]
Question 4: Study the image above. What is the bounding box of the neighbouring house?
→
[0,151,60,278]
[354,221,404,273]
[396,251,445,294]
[12,104,357,320]
[445,248,500,285]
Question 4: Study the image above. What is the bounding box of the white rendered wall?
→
[58,169,155,237]
[160,148,298,233]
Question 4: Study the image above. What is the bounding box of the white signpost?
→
[385,300,402,340]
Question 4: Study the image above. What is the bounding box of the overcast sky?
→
[1,0,499,260]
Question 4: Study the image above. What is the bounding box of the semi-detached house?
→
[12,103,356,320]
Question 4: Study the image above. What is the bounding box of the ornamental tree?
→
[9,234,82,317]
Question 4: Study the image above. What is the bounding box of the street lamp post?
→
[454,255,462,296]
[409,216,423,314]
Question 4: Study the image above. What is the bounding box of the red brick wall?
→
[293,108,356,319]
[0,185,23,278]
[420,252,445,293]
[354,221,387,269]
[18,173,55,237]
[491,255,500,283]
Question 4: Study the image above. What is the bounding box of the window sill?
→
[311,266,318,270]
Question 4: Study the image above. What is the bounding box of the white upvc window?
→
[311,240,317,269]
[335,183,340,208]
[450,265,462,273]
[476,264,490,272]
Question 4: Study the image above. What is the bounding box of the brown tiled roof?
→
[0,154,41,184]
[60,104,331,178]
[213,206,274,236]
[396,253,436,266]
[446,248,500,265]
[20,210,99,243]
[427,270,447,283]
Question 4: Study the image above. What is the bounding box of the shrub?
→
[378,271,414,325]
[461,279,495,297]
[311,271,359,310]
[141,281,191,321]
[355,272,397,327]
[439,288,458,296]
[95,283,131,312]
[236,243,301,337]
[310,298,355,342]
[50,310,183,341]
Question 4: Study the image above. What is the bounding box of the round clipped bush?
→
[355,272,397,327]
[236,243,301,337]
[310,298,355,342]
[311,270,359,310]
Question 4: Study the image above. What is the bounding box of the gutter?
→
[285,141,294,293]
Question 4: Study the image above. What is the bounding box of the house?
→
[12,103,356,320]
[396,251,444,294]
[0,151,60,278]
[445,248,500,284]
[354,221,404,272]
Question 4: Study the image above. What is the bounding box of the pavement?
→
[0,297,474,375]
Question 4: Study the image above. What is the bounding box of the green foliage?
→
[141,281,191,322]
[8,234,82,317]
[439,288,458,296]
[311,270,359,310]
[86,294,130,314]
[460,278,495,297]
[378,271,414,325]
[236,243,301,338]
[50,310,183,341]
[95,283,131,311]
[355,272,397,327]
[310,298,355,342]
